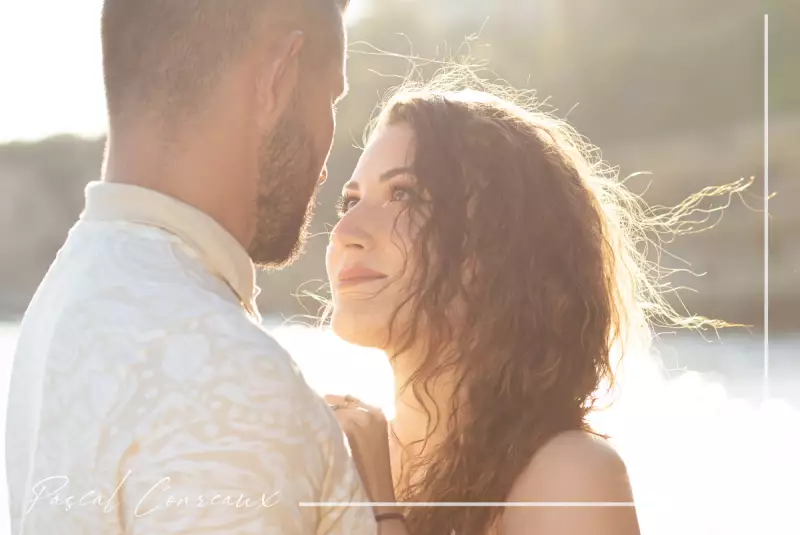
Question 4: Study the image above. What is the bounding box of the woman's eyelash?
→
[389,184,418,202]
[336,193,358,216]
[336,184,418,217]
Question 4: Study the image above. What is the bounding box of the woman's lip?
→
[337,267,388,286]
[337,277,387,290]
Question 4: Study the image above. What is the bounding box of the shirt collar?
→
[80,181,260,316]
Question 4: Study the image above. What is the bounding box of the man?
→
[6,1,378,534]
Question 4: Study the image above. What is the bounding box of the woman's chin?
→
[331,312,386,349]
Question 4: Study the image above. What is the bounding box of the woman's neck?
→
[388,347,459,485]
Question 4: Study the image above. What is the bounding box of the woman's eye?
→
[336,194,359,216]
[390,186,414,203]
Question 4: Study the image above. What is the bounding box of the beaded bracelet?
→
[375,512,406,524]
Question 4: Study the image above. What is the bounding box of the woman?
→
[322,77,743,535]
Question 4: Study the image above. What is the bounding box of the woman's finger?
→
[324,394,351,411]
[325,394,374,413]
[325,394,358,405]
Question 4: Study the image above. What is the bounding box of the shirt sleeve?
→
[114,324,376,535]
[118,395,310,533]
[313,399,378,535]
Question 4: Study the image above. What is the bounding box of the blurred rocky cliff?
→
[1,0,797,330]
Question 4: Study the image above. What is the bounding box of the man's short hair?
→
[101,0,348,124]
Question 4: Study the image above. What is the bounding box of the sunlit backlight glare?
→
[271,323,396,419]
[270,324,800,535]
[344,0,370,25]
[0,0,107,143]
[0,0,369,143]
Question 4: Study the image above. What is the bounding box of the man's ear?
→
[257,30,306,126]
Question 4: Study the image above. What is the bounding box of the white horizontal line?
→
[299,502,637,507]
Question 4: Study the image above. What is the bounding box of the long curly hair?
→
[352,70,750,535]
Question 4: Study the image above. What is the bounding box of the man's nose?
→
[319,167,328,184]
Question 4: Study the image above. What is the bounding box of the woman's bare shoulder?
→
[498,431,639,534]
[508,429,633,503]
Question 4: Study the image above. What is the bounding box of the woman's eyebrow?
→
[379,167,414,182]
[343,167,415,192]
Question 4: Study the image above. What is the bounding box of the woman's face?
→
[326,122,423,349]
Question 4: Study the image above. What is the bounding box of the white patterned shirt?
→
[6,181,377,535]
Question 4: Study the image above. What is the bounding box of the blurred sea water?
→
[1,320,798,535]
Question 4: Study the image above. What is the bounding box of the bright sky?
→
[0,0,368,143]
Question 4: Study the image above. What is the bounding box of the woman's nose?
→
[331,209,374,251]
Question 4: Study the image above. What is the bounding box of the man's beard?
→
[248,108,321,269]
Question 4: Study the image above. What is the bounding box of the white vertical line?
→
[763,14,770,403]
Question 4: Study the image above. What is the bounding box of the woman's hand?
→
[324,394,401,518]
